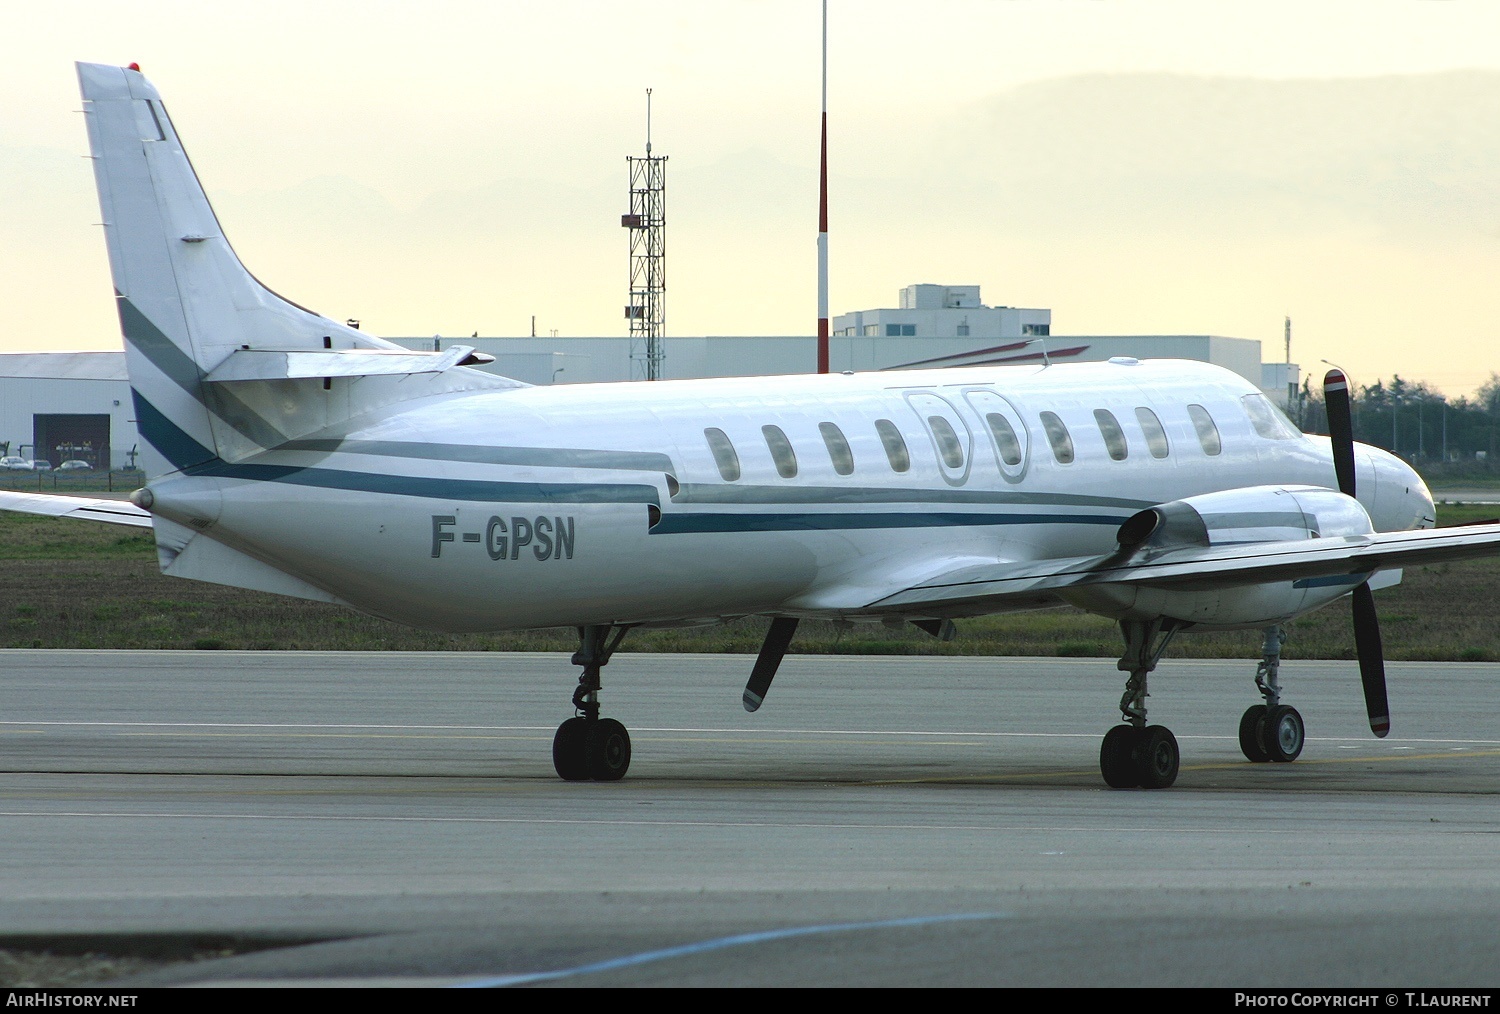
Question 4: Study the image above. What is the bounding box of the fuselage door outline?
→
[961,387,1032,485]
[901,391,973,488]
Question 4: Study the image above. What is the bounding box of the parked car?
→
[30,459,52,471]
[57,460,93,471]
[1,456,33,471]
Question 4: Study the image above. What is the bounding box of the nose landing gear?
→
[1239,626,1304,764]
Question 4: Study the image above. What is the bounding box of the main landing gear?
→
[553,624,635,781]
[1100,618,1183,789]
[1238,625,1305,764]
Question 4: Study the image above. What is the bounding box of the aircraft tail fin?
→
[77,62,514,479]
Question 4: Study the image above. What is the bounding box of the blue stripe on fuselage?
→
[185,459,663,506]
[650,512,1131,534]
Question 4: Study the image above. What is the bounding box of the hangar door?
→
[33,414,110,469]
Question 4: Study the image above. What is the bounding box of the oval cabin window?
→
[762,424,799,478]
[874,419,910,473]
[1039,411,1075,464]
[703,427,741,481]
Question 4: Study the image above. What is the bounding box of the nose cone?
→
[1364,445,1435,532]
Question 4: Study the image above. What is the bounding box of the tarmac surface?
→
[2,648,1499,988]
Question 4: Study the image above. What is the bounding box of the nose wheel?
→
[1239,627,1305,763]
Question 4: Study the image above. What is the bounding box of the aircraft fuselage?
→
[141,359,1433,632]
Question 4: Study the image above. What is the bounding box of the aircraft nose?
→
[1368,447,1435,531]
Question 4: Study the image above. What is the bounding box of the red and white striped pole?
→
[816,0,830,374]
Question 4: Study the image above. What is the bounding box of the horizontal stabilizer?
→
[204,345,497,383]
[0,490,152,528]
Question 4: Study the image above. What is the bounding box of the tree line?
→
[1294,373,1500,475]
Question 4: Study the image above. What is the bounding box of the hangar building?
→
[0,352,135,469]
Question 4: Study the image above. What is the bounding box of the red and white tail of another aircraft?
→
[5,62,1500,787]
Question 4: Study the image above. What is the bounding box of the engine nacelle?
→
[1063,485,1376,630]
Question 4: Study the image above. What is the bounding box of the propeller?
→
[1324,368,1390,737]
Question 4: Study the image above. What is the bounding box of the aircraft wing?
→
[870,522,1500,613]
[0,490,153,528]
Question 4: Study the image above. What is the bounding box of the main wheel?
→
[1100,725,1141,789]
[1136,726,1180,789]
[552,717,591,781]
[587,718,632,781]
[1239,705,1270,763]
[1264,705,1304,763]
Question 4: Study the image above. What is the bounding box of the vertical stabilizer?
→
[77,62,399,477]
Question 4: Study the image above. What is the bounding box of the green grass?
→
[1,505,1498,658]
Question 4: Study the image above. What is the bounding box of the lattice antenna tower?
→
[623,89,667,381]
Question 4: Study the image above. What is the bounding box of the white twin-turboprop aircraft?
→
[6,62,1500,789]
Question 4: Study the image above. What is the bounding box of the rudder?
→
[77,62,397,477]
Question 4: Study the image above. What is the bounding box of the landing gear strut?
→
[1099,618,1183,789]
[1239,625,1304,763]
[553,624,634,781]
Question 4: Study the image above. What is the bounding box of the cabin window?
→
[762,425,798,478]
[819,422,855,475]
[875,418,910,473]
[1093,409,1129,461]
[928,416,965,469]
[985,412,1023,466]
[1241,393,1301,440]
[1135,407,1170,458]
[1039,411,1074,464]
[704,428,741,481]
[1187,404,1223,456]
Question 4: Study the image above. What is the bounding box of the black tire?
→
[552,717,591,781]
[1239,705,1270,763]
[587,718,632,781]
[1136,726,1180,789]
[1264,705,1304,763]
[1100,725,1141,789]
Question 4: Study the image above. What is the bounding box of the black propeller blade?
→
[1351,584,1390,737]
[1324,368,1390,737]
[1324,368,1356,498]
[743,617,799,712]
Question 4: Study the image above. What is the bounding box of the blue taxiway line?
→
[455,911,1014,988]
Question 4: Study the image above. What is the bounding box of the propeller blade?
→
[743,617,799,712]
[1351,582,1390,737]
[1323,368,1356,498]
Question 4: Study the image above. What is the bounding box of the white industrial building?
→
[392,284,1295,395]
[0,284,1299,465]
[0,352,136,469]
[833,283,1052,339]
